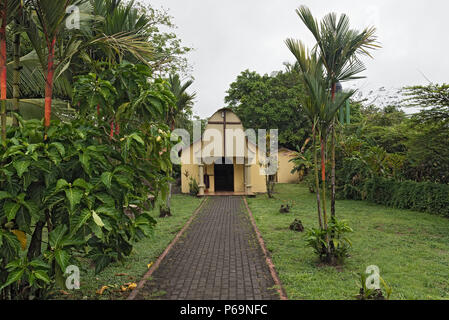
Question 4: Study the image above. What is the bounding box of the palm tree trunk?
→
[0,0,7,143]
[12,32,20,126]
[330,84,337,219]
[109,120,114,138]
[320,134,331,260]
[320,136,328,229]
[44,36,56,134]
[12,1,22,126]
[313,126,323,228]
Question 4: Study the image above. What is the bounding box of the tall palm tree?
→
[286,38,355,258]
[160,73,195,216]
[294,6,379,218]
[27,0,86,136]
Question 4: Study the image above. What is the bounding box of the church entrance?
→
[214,158,234,191]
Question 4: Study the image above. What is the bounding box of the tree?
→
[293,5,379,220]
[286,38,354,262]
[160,73,195,217]
[225,68,310,150]
[402,84,449,125]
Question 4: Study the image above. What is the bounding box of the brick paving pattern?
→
[135,196,279,300]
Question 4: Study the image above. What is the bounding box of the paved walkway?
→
[135,196,279,300]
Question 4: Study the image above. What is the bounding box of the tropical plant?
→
[289,137,313,181]
[286,37,355,263]
[188,177,199,196]
[355,272,392,300]
[0,114,173,299]
[293,5,379,220]
[305,217,353,263]
[166,73,195,130]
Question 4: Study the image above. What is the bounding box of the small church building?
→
[180,108,299,196]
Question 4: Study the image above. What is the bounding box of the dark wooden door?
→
[214,162,234,191]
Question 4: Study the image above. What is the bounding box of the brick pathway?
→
[134,196,279,300]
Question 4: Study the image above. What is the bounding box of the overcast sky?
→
[144,0,449,118]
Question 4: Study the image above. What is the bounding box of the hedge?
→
[364,177,449,217]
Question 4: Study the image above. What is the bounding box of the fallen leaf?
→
[96,285,109,295]
[128,283,137,290]
[147,262,153,269]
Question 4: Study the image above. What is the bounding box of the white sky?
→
[144,0,449,118]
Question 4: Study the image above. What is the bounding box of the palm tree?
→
[285,38,355,260]
[294,6,379,218]
[27,0,86,136]
[4,0,156,131]
[166,73,195,130]
[160,73,195,216]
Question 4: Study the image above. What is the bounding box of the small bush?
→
[188,178,199,196]
[305,218,353,264]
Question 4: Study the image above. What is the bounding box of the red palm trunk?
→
[320,137,326,182]
[44,36,56,129]
[0,0,7,142]
[115,121,120,136]
[109,120,114,139]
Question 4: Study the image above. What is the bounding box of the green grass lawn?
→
[247,183,449,300]
[57,194,203,300]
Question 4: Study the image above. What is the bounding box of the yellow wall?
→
[180,142,200,194]
[277,149,299,183]
[234,163,245,192]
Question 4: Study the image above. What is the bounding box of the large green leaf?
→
[100,172,113,189]
[92,211,105,228]
[0,191,12,201]
[13,160,31,178]
[69,209,91,235]
[34,270,51,284]
[54,249,71,272]
[0,269,25,291]
[64,187,84,212]
[4,201,21,221]
[49,225,68,249]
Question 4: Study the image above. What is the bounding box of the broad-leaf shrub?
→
[305,218,353,264]
[0,116,172,299]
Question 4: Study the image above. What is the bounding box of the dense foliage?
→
[335,84,449,215]
[362,177,449,217]
[0,114,173,299]
[225,68,310,150]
